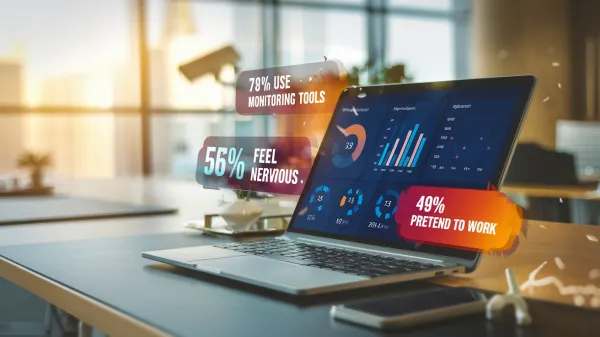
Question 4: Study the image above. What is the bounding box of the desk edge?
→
[0,256,171,337]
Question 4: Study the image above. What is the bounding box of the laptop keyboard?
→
[216,240,440,278]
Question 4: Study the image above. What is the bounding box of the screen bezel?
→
[286,75,537,262]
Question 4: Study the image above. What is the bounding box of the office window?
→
[146,0,262,109]
[389,0,452,11]
[146,1,263,177]
[275,7,368,148]
[278,8,368,68]
[0,0,138,107]
[279,0,366,4]
[386,16,455,82]
[0,0,141,178]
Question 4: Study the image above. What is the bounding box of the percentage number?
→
[204,147,245,179]
[416,196,445,214]
[249,76,271,92]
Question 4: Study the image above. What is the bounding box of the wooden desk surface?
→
[434,221,600,308]
[501,184,600,200]
[0,178,598,337]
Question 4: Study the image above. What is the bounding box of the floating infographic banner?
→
[196,137,313,195]
[395,186,524,253]
[235,60,348,115]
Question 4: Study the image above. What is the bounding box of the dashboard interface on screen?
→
[289,80,532,259]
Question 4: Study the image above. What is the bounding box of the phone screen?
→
[342,287,486,317]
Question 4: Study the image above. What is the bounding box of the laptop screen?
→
[288,77,535,261]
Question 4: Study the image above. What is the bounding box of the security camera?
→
[178,45,240,82]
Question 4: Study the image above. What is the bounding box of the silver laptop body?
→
[143,76,536,295]
[143,232,474,295]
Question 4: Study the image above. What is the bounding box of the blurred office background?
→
[0,0,599,222]
[0,0,467,180]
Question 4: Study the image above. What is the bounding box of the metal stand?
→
[185,213,292,236]
[486,268,533,326]
[78,321,93,337]
[0,302,97,337]
[44,303,53,336]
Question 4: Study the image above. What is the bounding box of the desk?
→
[0,179,599,337]
[501,184,600,225]
[434,220,600,306]
[501,184,600,200]
[0,177,297,247]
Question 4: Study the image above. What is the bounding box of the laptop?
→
[143,76,537,295]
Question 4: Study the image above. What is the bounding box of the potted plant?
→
[220,189,265,231]
[347,61,413,86]
[17,151,52,189]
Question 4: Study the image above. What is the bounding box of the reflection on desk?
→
[434,220,600,309]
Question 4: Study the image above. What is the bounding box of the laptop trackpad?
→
[144,246,246,263]
[191,255,365,292]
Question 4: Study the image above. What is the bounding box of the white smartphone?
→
[330,287,488,330]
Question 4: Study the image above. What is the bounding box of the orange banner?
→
[395,186,523,252]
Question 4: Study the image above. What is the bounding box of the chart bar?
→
[397,124,420,167]
[407,134,424,167]
[378,143,390,166]
[385,138,401,166]
[394,130,412,166]
[391,154,399,166]
[402,156,411,167]
[411,138,427,167]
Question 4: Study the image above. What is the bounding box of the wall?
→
[470,0,572,148]
[570,0,600,120]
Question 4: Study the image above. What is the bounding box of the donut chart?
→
[339,188,363,216]
[309,185,331,212]
[332,124,367,168]
[375,190,399,220]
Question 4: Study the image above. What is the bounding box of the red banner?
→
[395,186,523,252]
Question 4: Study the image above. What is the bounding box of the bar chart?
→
[376,123,427,168]
[370,101,445,182]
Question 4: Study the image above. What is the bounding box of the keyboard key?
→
[213,241,440,277]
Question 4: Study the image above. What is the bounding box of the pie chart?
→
[332,124,367,168]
